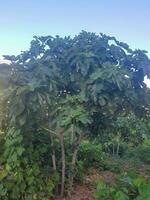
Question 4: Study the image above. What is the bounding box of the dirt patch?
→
[71,185,96,200]
[84,169,103,185]
[55,185,96,200]
[55,164,150,200]
[84,169,117,186]
[138,164,150,179]
[100,170,117,185]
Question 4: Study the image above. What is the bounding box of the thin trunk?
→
[42,126,57,171]
[51,149,58,196]
[112,143,115,156]
[50,134,57,171]
[71,124,74,144]
[60,132,65,198]
[67,133,82,199]
[51,152,57,171]
[116,142,120,157]
[19,193,24,200]
[107,145,110,154]
[49,132,58,196]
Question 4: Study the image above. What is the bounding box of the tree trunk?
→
[19,193,24,200]
[50,134,59,196]
[42,126,57,171]
[70,124,74,144]
[67,133,82,199]
[116,142,120,157]
[112,143,115,156]
[60,132,65,198]
[50,134,57,171]
[51,151,56,171]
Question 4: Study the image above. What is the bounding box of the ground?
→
[56,163,150,200]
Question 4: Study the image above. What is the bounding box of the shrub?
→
[75,160,84,183]
[0,129,58,200]
[126,145,150,164]
[78,140,104,169]
[95,173,150,200]
[95,181,129,200]
[137,146,150,164]
[101,155,123,173]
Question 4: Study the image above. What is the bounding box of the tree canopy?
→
[0,31,150,199]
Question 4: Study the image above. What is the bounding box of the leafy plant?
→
[78,140,103,169]
[0,31,150,199]
[96,174,150,200]
[96,181,129,200]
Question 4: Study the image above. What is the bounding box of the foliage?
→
[74,160,84,183]
[0,128,58,200]
[78,140,103,169]
[96,173,150,200]
[123,136,150,167]
[96,181,129,200]
[0,31,150,198]
[138,147,150,164]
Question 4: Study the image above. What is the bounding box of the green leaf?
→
[0,169,8,181]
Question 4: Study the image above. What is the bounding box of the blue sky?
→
[0,0,150,57]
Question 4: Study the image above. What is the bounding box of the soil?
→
[55,163,150,200]
[55,169,117,200]
[71,185,96,200]
[55,185,96,200]
[138,163,150,179]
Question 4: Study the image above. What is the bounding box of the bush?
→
[101,155,123,173]
[78,140,104,169]
[103,140,129,157]
[95,181,129,200]
[95,173,150,200]
[126,145,150,164]
[75,160,84,183]
[137,146,150,164]
[0,129,59,200]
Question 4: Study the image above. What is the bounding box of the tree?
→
[0,31,150,199]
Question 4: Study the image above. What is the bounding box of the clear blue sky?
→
[0,0,150,57]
